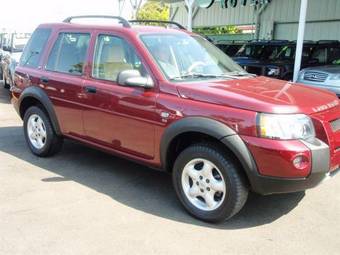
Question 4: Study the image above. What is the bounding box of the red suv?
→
[11,16,340,222]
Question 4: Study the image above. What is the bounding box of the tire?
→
[23,106,63,157]
[172,143,248,222]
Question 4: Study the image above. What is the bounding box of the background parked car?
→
[232,40,340,80]
[1,36,29,89]
[233,40,289,68]
[297,64,340,97]
[215,40,246,57]
[0,49,4,82]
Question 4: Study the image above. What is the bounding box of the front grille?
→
[304,71,329,82]
[331,118,340,132]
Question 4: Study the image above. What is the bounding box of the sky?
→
[0,0,143,33]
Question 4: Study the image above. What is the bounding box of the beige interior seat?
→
[102,44,132,81]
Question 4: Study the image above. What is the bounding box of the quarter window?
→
[20,28,51,68]
[92,35,147,82]
[46,33,90,75]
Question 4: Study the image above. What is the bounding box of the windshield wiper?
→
[225,71,257,77]
[170,71,256,81]
[170,73,224,81]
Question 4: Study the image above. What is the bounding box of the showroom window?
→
[46,33,90,75]
[19,28,51,68]
[92,35,146,82]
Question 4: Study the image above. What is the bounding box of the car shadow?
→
[0,125,305,229]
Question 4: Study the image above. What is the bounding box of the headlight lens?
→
[258,113,315,140]
[330,73,340,80]
[267,67,280,76]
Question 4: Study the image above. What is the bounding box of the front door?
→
[82,34,157,159]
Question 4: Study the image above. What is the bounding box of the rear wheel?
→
[172,143,248,222]
[23,106,63,157]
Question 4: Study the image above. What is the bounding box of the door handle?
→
[40,76,49,84]
[84,86,97,94]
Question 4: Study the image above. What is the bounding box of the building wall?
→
[170,0,340,40]
[170,1,256,27]
[259,0,340,40]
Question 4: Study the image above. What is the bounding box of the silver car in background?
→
[297,65,340,97]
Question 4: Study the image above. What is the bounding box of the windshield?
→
[141,34,246,81]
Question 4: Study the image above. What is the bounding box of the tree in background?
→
[194,25,240,35]
[136,1,169,21]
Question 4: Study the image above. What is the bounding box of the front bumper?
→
[235,136,334,195]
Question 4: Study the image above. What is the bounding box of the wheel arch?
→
[160,117,259,189]
[18,86,62,136]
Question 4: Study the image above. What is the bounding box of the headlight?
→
[330,74,340,80]
[258,113,315,140]
[267,67,280,76]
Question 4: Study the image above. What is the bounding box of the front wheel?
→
[173,144,248,222]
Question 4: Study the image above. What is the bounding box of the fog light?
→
[292,155,309,170]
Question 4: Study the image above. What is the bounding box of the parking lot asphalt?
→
[0,84,339,255]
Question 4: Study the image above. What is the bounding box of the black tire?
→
[23,106,63,157]
[172,143,248,223]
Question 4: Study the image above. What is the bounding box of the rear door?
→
[14,27,52,95]
[41,30,91,137]
[82,33,157,159]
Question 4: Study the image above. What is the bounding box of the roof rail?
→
[63,15,131,28]
[129,20,186,30]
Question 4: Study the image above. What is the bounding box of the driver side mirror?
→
[117,70,154,88]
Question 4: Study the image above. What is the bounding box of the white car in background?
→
[297,64,340,97]
[1,38,29,88]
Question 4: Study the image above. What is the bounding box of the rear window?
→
[19,28,51,68]
[46,33,90,75]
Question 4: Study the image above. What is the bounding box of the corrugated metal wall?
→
[170,1,255,27]
[260,0,340,40]
[170,0,340,40]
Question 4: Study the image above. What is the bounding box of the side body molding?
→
[18,86,62,135]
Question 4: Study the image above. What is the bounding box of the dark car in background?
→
[241,40,340,80]
[215,40,246,57]
[233,40,289,67]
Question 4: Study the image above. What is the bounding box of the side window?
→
[312,47,327,64]
[92,35,147,82]
[19,28,51,68]
[46,33,90,75]
[329,47,340,63]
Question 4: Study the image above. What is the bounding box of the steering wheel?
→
[187,61,206,73]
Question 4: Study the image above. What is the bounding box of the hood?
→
[176,76,339,114]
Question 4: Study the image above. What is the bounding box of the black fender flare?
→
[160,117,258,184]
[18,86,62,135]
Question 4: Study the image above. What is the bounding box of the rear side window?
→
[46,33,90,75]
[19,28,51,68]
